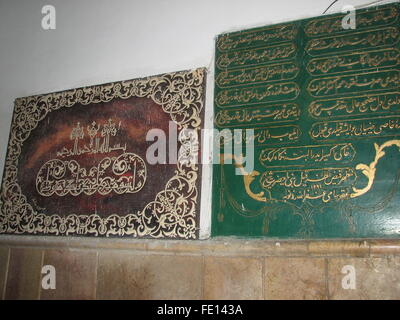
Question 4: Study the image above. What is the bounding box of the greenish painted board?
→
[212,3,400,238]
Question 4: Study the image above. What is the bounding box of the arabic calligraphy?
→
[260,168,357,203]
[216,82,300,107]
[213,2,400,238]
[215,103,299,127]
[1,68,205,239]
[216,62,300,87]
[259,143,355,168]
[217,24,298,51]
[225,138,400,205]
[309,92,400,119]
[57,119,127,158]
[217,125,301,147]
[305,27,400,56]
[310,116,400,140]
[36,152,147,197]
[307,70,400,97]
[250,125,301,146]
[306,48,400,75]
[216,43,297,69]
[304,6,398,37]
[37,118,148,197]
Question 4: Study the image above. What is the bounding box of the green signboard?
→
[212,3,400,238]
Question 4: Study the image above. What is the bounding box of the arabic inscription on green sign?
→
[212,3,400,238]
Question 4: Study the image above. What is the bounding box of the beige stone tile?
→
[97,252,202,300]
[265,257,327,300]
[0,247,10,300]
[5,247,43,300]
[40,249,97,300]
[328,257,400,299]
[204,256,263,300]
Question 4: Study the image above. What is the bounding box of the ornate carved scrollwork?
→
[0,68,206,239]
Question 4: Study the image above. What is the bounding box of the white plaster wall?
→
[0,0,396,238]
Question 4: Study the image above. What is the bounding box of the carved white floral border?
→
[0,68,206,239]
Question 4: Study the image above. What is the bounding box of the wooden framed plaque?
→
[0,68,206,239]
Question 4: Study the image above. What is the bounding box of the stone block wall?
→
[1,236,400,299]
